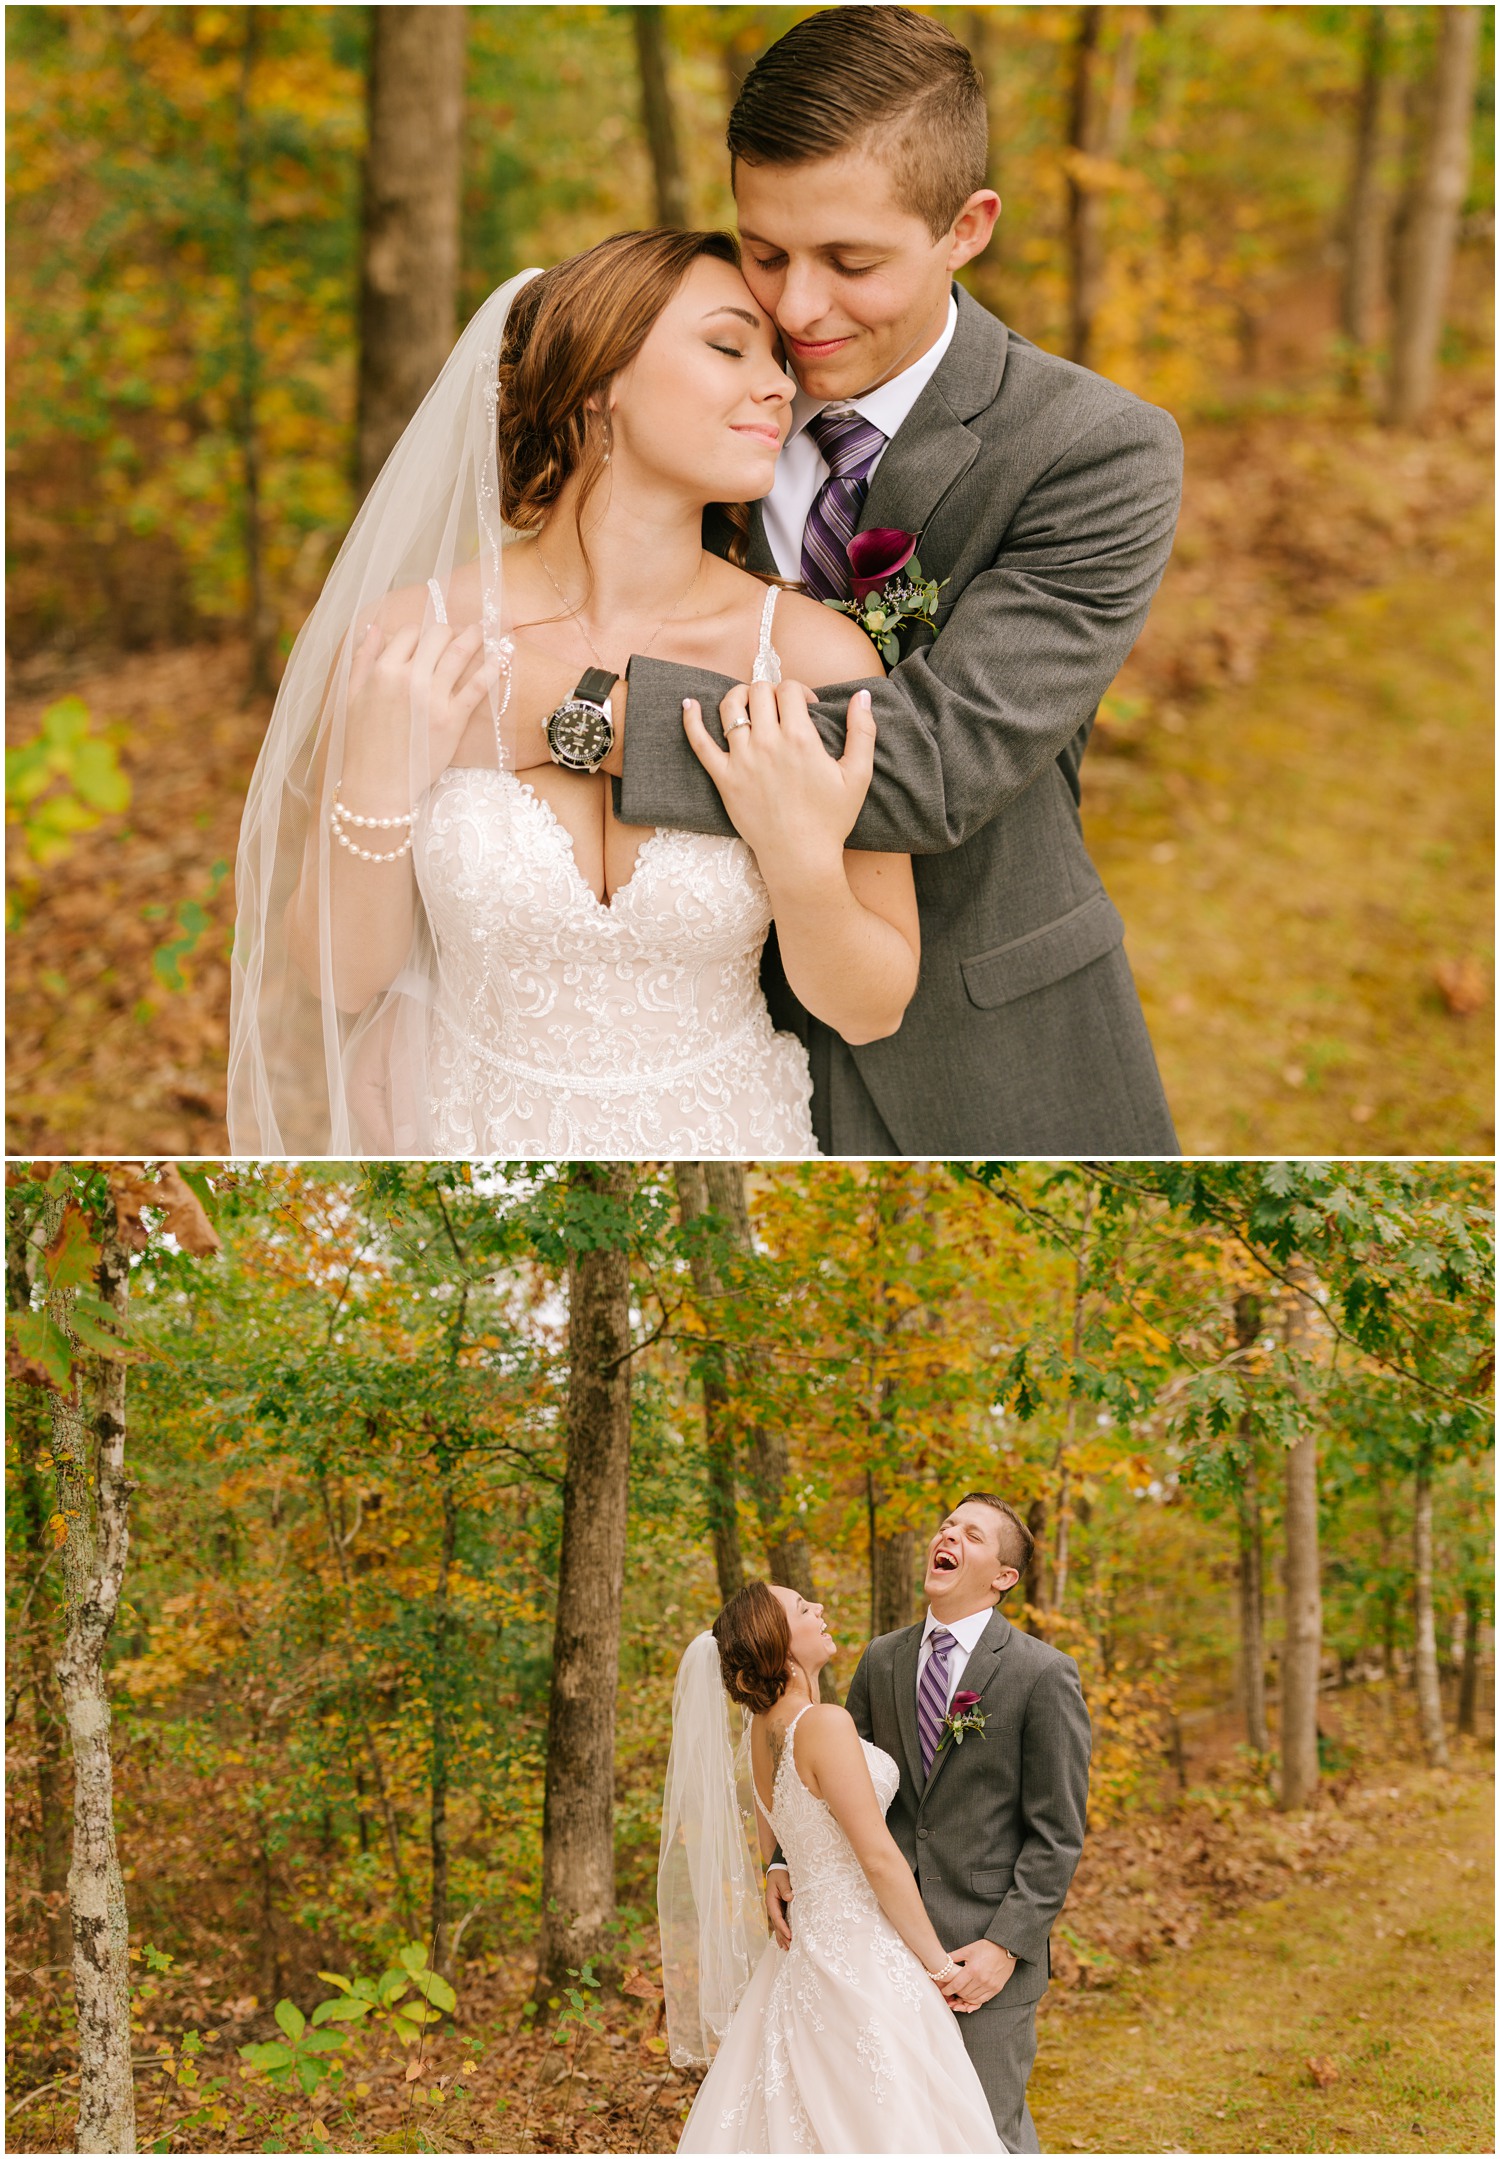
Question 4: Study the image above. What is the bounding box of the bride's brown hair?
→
[713,1580,792,1715]
[496,227,758,570]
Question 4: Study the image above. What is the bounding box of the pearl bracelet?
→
[926,1956,958,1985]
[330,788,414,863]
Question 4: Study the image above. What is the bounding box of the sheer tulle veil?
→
[658,1631,769,2068]
[227,269,541,1155]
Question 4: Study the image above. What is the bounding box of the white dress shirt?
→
[762,294,960,581]
[917,1602,994,1714]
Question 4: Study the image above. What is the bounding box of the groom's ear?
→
[992,1564,1021,1601]
[946,189,1001,273]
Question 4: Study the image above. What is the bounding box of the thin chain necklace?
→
[534,543,704,672]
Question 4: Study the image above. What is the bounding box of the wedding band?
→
[724,713,752,734]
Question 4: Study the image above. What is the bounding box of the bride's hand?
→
[683,679,877,886]
[339,618,499,812]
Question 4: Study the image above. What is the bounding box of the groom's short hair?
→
[727,6,988,241]
[955,1491,1033,1581]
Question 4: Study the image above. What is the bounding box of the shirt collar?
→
[922,1602,994,1654]
[787,292,960,448]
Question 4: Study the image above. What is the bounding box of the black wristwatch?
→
[544,668,618,774]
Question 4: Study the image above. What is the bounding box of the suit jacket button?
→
[917,1827,930,1839]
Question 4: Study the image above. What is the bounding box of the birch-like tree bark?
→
[50,1210,137,2152]
[1457,1584,1482,1736]
[1387,5,1481,426]
[534,1163,635,1997]
[1411,1453,1451,1766]
[1279,1268,1322,1811]
[356,6,467,496]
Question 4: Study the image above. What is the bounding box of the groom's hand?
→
[944,1940,1016,2011]
[765,1867,794,1950]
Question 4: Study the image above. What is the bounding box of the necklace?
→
[534,544,704,673]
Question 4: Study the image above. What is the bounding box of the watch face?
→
[547,697,612,771]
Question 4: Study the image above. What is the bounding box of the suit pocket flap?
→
[961,890,1125,1011]
[970,1865,1015,1898]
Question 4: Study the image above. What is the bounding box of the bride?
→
[660,1582,1004,2153]
[228,229,917,1156]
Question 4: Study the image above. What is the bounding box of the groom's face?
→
[735,150,997,402]
[923,1502,1019,1611]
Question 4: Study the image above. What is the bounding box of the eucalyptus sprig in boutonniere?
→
[824,528,947,664]
[938,1689,987,1749]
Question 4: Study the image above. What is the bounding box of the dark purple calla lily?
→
[848,527,918,601]
[951,1690,982,1713]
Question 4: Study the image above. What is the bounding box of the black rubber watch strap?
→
[575,668,618,704]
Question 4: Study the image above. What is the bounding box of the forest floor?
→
[5,365,1492,1158]
[1030,1751,1494,2155]
[7,1687,1490,2155]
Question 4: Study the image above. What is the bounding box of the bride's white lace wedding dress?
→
[412,583,816,1157]
[677,1705,1006,2155]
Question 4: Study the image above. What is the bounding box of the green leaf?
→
[315,1970,353,1994]
[406,1968,457,2014]
[376,1969,411,2006]
[311,1995,370,2025]
[10,1310,75,1390]
[296,2056,325,2095]
[273,1999,306,2043]
[397,1943,430,1975]
[300,2028,347,2055]
[239,2042,294,2072]
[389,2012,421,2048]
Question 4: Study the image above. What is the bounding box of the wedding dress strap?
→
[751,584,782,685]
[426,576,448,624]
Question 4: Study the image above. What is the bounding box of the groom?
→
[768,1495,1090,2152]
[609,5,1182,1154]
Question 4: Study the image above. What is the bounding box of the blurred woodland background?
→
[4,4,1495,1157]
[5,1157,1493,2152]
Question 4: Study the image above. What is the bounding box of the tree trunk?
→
[50,1216,137,2152]
[1053,1189,1092,1615]
[1233,1292,1268,1753]
[1341,6,1392,375]
[868,1476,917,1638]
[430,1460,458,1974]
[234,15,272,696]
[1065,6,1140,369]
[356,5,467,495]
[534,1165,634,1999]
[1021,1494,1051,1628]
[963,8,1005,300]
[7,1221,72,1966]
[1279,1270,1322,1811]
[1412,1454,1451,1766]
[674,1164,745,1605]
[691,1164,837,1701]
[1457,1584,1482,1736]
[633,8,689,229]
[1386,5,1481,426]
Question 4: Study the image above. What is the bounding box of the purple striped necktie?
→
[800,407,887,602]
[917,1626,957,1780]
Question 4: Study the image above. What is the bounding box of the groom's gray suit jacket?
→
[616,282,1183,1156]
[845,1609,1091,2009]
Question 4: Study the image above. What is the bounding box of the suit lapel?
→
[891,1623,925,1793]
[920,1606,1013,1805]
[858,285,1006,560]
[745,500,777,578]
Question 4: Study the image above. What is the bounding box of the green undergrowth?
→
[1030,1759,1494,2154]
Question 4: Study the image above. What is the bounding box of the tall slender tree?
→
[675,1163,746,1605]
[1232,1290,1269,1753]
[534,1164,635,1998]
[356,6,467,495]
[1387,5,1482,425]
[633,9,689,229]
[1411,1444,1451,1765]
[1341,6,1393,382]
[1279,1267,1323,1810]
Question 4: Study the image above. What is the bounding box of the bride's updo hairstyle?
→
[496,227,744,556]
[713,1580,791,1714]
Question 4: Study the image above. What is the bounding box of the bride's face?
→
[770,1584,835,1683]
[605,254,793,506]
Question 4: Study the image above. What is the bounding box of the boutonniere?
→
[824,529,947,664]
[939,1690,987,1748]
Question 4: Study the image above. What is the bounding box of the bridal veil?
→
[658,1631,769,2068]
[227,271,539,1154]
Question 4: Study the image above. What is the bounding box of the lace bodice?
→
[410,583,813,1158]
